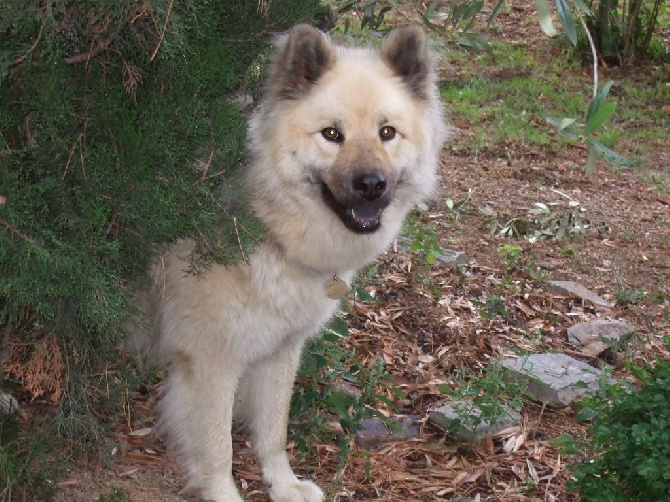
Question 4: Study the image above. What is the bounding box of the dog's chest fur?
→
[154,240,349,367]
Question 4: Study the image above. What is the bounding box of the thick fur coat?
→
[151,24,448,502]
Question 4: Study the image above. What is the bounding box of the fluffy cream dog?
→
[151,24,447,502]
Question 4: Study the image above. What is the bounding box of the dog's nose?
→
[352,173,387,201]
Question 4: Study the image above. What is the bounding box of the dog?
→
[150,24,448,502]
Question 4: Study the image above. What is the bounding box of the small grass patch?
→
[440,41,666,161]
[441,50,589,151]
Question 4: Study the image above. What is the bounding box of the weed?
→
[402,213,446,297]
[291,314,400,475]
[475,293,509,319]
[615,287,647,305]
[557,245,577,255]
[497,244,523,272]
[445,188,475,221]
[403,214,443,266]
[438,361,526,441]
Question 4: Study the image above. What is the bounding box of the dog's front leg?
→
[236,339,325,502]
[160,360,244,502]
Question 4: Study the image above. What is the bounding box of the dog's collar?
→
[265,239,349,300]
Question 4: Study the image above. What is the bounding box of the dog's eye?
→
[379,125,396,141]
[321,127,343,143]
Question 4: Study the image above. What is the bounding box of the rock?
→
[354,415,422,450]
[548,280,614,308]
[435,248,468,266]
[501,353,602,407]
[329,379,363,400]
[0,389,21,416]
[427,399,521,442]
[567,319,637,357]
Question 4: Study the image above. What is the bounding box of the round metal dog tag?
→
[324,275,348,300]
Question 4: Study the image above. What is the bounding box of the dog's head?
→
[247,24,448,270]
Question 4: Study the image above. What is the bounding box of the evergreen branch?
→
[197,145,216,182]
[233,217,248,263]
[10,20,45,68]
[195,226,215,255]
[150,0,175,61]
[62,134,84,180]
[0,218,35,245]
[64,31,121,65]
[64,4,146,65]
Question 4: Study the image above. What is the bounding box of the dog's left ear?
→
[381,26,432,101]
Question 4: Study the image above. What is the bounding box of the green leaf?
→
[546,116,577,131]
[570,0,592,14]
[555,0,577,45]
[455,32,489,51]
[437,383,454,394]
[586,80,614,124]
[417,10,442,30]
[586,138,639,168]
[550,433,581,454]
[324,315,349,339]
[535,0,558,37]
[462,0,485,21]
[353,284,378,303]
[547,117,581,140]
[585,101,616,135]
[425,11,450,21]
[487,0,507,29]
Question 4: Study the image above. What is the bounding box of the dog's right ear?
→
[271,24,336,100]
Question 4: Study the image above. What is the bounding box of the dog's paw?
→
[268,478,324,502]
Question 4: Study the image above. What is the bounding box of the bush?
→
[568,340,670,501]
[0,0,325,494]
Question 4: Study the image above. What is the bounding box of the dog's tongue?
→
[350,207,381,230]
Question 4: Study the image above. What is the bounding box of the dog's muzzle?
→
[321,172,392,234]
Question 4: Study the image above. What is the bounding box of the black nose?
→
[352,173,387,201]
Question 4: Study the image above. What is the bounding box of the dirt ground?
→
[50,2,669,502]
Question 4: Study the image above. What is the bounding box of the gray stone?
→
[427,399,521,442]
[548,280,614,308]
[501,353,601,407]
[435,248,468,266]
[354,415,422,450]
[567,319,637,356]
[0,390,21,416]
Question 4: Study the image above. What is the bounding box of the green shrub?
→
[566,339,670,501]
[0,414,56,501]
[0,0,324,496]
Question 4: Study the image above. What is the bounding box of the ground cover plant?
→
[2,0,669,500]
[559,346,670,501]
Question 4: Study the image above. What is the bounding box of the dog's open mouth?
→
[321,184,384,234]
